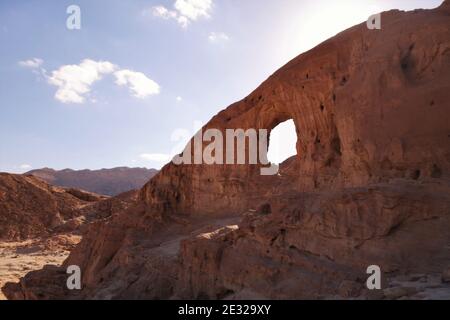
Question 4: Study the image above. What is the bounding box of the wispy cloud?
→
[152,5,178,20]
[208,32,230,43]
[19,58,47,79]
[140,153,172,163]
[19,164,32,170]
[19,58,43,69]
[114,70,160,99]
[147,0,213,28]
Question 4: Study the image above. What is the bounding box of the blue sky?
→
[0,0,443,172]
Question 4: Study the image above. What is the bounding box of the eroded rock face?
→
[0,173,138,242]
[0,174,141,300]
[177,181,450,299]
[0,173,105,241]
[4,2,450,300]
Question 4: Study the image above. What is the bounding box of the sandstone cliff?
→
[4,2,450,300]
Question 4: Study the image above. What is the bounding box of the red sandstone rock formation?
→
[27,167,158,196]
[0,173,138,242]
[0,173,140,300]
[3,2,450,300]
[0,173,105,241]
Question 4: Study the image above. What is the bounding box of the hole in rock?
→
[267,119,298,165]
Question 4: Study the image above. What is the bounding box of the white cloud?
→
[19,58,47,79]
[151,5,178,20]
[19,58,43,69]
[176,96,183,102]
[176,15,190,28]
[48,59,116,104]
[149,0,212,28]
[140,153,172,162]
[114,69,160,99]
[21,58,160,104]
[174,0,212,21]
[208,32,230,43]
[19,164,32,170]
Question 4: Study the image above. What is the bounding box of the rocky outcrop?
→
[0,173,140,300]
[176,181,450,299]
[27,167,158,196]
[4,2,450,300]
[0,173,139,242]
[0,173,105,241]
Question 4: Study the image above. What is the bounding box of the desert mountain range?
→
[1,2,450,300]
[26,167,158,196]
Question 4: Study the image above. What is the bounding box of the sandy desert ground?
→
[1,230,449,300]
[0,234,81,300]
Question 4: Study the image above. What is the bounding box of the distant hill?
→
[0,173,105,240]
[26,167,158,196]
